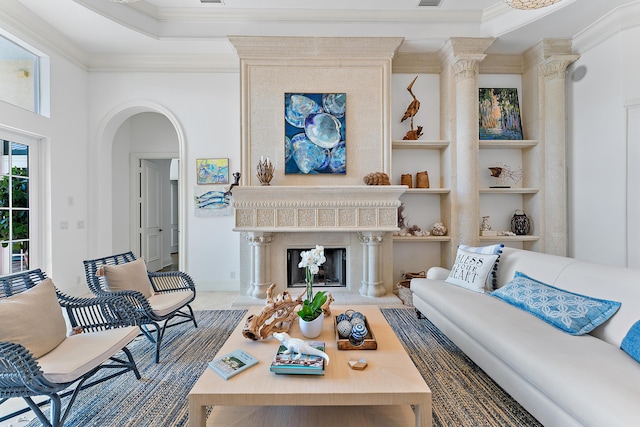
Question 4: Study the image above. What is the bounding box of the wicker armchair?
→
[0,269,141,427]
[83,251,197,363]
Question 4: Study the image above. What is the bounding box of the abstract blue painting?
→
[285,93,346,174]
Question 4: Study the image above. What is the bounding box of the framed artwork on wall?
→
[284,93,346,175]
[193,186,232,217]
[479,88,523,140]
[196,158,229,185]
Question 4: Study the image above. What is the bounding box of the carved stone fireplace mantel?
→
[233,185,405,299]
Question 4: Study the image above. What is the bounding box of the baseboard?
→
[196,280,240,292]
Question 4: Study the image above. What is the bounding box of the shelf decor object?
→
[256,156,274,186]
[504,0,562,10]
[488,163,523,188]
[511,209,531,235]
[416,171,430,188]
[401,76,424,140]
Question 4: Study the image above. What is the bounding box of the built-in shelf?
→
[393,236,451,242]
[479,140,538,149]
[479,235,540,242]
[479,187,539,194]
[403,188,451,194]
[392,140,450,150]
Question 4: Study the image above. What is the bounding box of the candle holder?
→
[256,157,274,186]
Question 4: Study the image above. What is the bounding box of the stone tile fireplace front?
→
[232,186,405,301]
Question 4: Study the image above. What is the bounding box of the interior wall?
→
[567,30,628,266]
[0,49,89,293]
[89,72,241,291]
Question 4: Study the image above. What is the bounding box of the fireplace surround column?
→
[245,232,273,298]
[358,232,386,297]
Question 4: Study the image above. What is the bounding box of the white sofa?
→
[410,247,640,427]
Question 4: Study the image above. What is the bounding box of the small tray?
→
[335,317,377,350]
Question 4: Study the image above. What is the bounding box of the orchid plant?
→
[297,245,328,321]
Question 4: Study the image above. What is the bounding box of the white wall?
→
[567,28,631,266]
[0,53,90,292]
[88,72,241,291]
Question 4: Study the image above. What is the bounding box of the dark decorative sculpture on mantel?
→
[224,172,241,196]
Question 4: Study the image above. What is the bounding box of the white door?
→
[170,180,179,254]
[140,159,162,272]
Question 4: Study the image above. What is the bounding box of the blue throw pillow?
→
[621,321,640,363]
[458,244,504,290]
[491,271,621,335]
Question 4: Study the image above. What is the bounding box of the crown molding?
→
[0,0,88,70]
[573,2,640,53]
[87,53,239,73]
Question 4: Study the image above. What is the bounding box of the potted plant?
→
[297,245,328,338]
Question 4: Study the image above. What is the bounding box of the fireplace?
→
[232,185,405,300]
[287,247,347,288]
[229,36,406,303]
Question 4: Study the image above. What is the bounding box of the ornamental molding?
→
[540,55,580,80]
[232,186,404,232]
[453,57,481,81]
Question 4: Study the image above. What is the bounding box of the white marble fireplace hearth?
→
[231,185,406,307]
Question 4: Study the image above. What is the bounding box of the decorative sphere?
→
[337,320,353,338]
[350,317,365,327]
[336,313,350,323]
[350,311,366,321]
[349,323,368,346]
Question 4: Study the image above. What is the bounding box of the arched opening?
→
[92,102,186,270]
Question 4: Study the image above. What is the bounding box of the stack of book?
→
[269,341,326,375]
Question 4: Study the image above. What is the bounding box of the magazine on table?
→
[270,341,326,375]
[208,349,258,380]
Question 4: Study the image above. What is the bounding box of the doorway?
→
[130,155,178,272]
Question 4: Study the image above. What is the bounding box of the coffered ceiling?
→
[1,0,636,67]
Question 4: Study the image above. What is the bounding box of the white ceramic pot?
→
[299,315,324,339]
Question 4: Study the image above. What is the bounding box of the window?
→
[0,140,30,274]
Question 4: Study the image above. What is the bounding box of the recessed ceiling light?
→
[418,0,443,6]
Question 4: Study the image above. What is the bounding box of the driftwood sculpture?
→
[241,283,333,341]
[401,76,424,140]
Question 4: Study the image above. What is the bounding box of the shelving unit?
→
[388,38,575,287]
[391,133,452,283]
[478,134,540,248]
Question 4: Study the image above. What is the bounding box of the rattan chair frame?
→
[83,251,198,363]
[0,269,141,427]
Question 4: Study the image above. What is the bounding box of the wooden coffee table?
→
[188,305,432,427]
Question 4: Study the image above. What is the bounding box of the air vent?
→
[418,0,442,6]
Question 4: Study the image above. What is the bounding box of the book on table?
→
[270,341,326,375]
[208,349,258,380]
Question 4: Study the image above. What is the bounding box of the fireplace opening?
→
[287,248,347,288]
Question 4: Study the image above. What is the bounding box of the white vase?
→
[299,315,324,339]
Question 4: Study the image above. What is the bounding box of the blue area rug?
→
[25,308,541,426]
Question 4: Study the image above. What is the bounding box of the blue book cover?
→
[208,349,258,380]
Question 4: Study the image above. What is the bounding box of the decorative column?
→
[358,232,386,297]
[443,38,494,249]
[245,232,273,298]
[540,54,578,256]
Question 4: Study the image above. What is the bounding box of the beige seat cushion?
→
[0,278,67,358]
[148,290,195,317]
[101,258,153,298]
[38,326,139,383]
